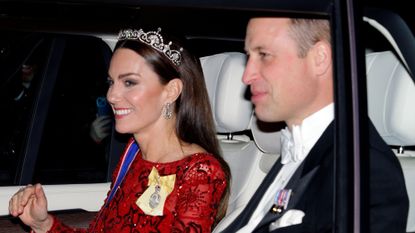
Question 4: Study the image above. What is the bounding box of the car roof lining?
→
[0,1,330,36]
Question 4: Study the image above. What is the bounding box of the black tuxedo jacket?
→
[222,121,408,233]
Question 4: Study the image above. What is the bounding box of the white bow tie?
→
[280,126,306,164]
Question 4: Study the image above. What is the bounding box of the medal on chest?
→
[270,189,292,214]
[136,167,176,216]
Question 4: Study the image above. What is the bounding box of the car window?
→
[33,35,112,184]
[0,32,51,185]
[0,31,113,186]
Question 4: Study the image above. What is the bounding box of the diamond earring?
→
[163,103,173,119]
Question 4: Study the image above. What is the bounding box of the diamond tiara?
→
[117,28,183,66]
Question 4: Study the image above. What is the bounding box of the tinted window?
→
[0,32,50,185]
[0,31,113,186]
[33,35,112,184]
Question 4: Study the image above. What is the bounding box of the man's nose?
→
[242,58,257,85]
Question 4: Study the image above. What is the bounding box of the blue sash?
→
[106,140,139,205]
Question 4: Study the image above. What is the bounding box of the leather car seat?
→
[366,50,415,232]
[200,52,283,232]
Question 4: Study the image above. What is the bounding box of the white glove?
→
[90,115,112,143]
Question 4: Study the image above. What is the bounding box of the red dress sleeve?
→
[171,157,227,233]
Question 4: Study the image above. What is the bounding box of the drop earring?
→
[163,102,173,119]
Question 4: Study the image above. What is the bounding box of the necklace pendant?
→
[149,185,161,209]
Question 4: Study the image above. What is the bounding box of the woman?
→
[9,27,230,233]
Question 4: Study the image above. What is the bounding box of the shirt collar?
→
[280,103,334,164]
[300,103,334,155]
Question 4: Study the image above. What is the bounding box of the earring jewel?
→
[163,102,173,119]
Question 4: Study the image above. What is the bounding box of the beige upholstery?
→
[366,51,415,232]
[249,116,285,180]
[200,52,256,211]
[200,52,252,133]
[200,52,282,232]
[399,157,415,232]
[366,51,415,147]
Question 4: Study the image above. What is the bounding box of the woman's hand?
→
[9,183,53,233]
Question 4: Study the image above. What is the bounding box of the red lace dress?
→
[45,139,227,233]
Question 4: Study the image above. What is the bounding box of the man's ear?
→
[312,41,332,76]
[165,78,183,102]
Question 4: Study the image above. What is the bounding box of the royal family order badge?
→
[136,167,176,216]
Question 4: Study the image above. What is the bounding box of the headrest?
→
[250,115,284,154]
[366,51,415,146]
[200,52,253,133]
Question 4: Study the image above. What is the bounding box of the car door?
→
[0,31,115,231]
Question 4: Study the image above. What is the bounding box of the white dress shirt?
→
[236,103,334,233]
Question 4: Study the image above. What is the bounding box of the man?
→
[221,17,408,233]
[12,64,36,101]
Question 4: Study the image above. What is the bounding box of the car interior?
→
[199,52,288,232]
[198,9,415,232]
[0,2,414,233]
[363,9,415,232]
[200,52,264,231]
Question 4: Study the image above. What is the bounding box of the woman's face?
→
[107,48,168,135]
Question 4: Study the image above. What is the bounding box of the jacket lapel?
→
[223,122,335,233]
[253,164,320,232]
[253,122,334,232]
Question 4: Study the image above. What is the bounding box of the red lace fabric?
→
[45,139,227,233]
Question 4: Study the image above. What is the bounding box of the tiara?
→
[118,28,183,66]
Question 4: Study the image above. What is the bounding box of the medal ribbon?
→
[274,189,292,211]
[147,167,176,193]
[106,139,139,204]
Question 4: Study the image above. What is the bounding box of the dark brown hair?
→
[115,29,230,224]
